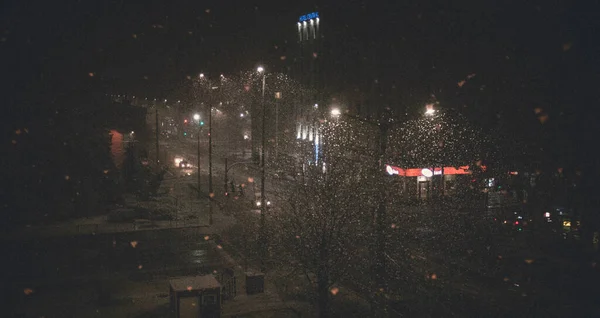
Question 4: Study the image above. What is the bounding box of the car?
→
[179,160,191,168]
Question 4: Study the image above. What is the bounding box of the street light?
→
[199,73,205,78]
[257,65,267,272]
[425,104,436,115]
[331,108,341,117]
[193,113,200,121]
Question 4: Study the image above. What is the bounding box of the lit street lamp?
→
[331,108,341,117]
[257,65,267,272]
[193,113,201,121]
[425,104,436,115]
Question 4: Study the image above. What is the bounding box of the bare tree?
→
[268,147,377,317]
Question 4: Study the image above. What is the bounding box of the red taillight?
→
[514,221,519,225]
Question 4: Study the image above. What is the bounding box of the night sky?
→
[2,0,599,166]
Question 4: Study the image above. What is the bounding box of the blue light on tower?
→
[299,12,319,22]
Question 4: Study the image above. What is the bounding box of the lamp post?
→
[424,104,439,199]
[199,73,215,225]
[257,66,267,272]
[195,113,202,199]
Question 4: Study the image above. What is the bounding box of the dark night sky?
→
[2,0,600,166]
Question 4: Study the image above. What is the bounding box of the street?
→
[1,228,226,317]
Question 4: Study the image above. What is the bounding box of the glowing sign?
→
[386,165,397,175]
[421,169,433,177]
[299,12,319,22]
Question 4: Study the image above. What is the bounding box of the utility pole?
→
[208,88,214,226]
[197,131,201,198]
[374,117,389,318]
[275,92,280,160]
[209,104,213,195]
[224,158,228,195]
[155,108,160,166]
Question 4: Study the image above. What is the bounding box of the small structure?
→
[170,275,222,318]
[245,271,264,295]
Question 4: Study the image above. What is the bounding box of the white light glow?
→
[425,104,435,115]
[193,114,200,121]
[421,168,433,177]
[199,73,204,78]
[257,66,264,73]
[331,108,341,117]
[240,113,245,118]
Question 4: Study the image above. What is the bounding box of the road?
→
[1,228,226,316]
[161,138,292,207]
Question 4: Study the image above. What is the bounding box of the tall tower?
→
[294,11,324,164]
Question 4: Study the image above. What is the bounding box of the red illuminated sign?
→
[385,165,473,177]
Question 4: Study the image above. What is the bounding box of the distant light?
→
[267,201,271,206]
[199,73,205,78]
[257,66,264,73]
[243,134,249,140]
[425,108,435,115]
[544,212,550,218]
[314,103,318,109]
[240,113,245,118]
[220,74,224,78]
[130,131,135,134]
[164,99,167,102]
[256,201,261,207]
[184,119,188,124]
[331,108,341,117]
[193,114,200,121]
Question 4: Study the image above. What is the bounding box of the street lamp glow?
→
[199,73,204,78]
[257,66,264,73]
[425,104,435,115]
[240,113,245,118]
[331,108,341,117]
[193,113,200,121]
